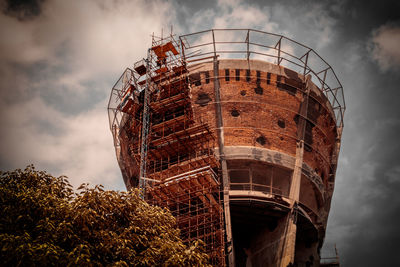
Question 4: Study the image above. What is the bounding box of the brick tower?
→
[108,29,345,267]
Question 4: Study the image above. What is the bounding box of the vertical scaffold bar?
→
[139,50,152,198]
[212,30,235,267]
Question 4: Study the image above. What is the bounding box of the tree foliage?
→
[0,165,209,266]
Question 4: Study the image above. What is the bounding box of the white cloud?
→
[270,2,341,50]
[0,95,122,189]
[48,106,122,188]
[370,22,400,72]
[188,0,278,33]
[0,0,175,87]
[213,2,276,31]
[0,0,175,190]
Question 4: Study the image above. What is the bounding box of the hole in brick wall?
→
[225,69,230,81]
[235,69,240,81]
[231,109,240,117]
[189,73,201,86]
[255,71,264,94]
[254,86,263,95]
[267,72,271,84]
[256,135,266,145]
[240,90,246,96]
[204,71,210,84]
[278,119,286,128]
[280,136,284,140]
[246,69,251,82]
[195,93,211,106]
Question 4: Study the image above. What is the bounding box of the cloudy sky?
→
[0,0,399,265]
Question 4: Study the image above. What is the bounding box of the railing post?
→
[246,29,250,61]
[303,51,310,77]
[321,68,327,92]
[275,36,282,65]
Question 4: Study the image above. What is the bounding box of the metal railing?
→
[179,29,345,129]
[229,182,285,197]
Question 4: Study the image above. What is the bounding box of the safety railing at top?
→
[179,29,345,129]
[108,29,346,148]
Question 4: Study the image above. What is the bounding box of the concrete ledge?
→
[221,146,325,196]
[229,190,291,205]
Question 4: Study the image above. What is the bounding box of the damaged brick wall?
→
[189,61,338,193]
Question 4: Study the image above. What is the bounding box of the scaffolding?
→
[146,167,225,266]
[108,33,225,265]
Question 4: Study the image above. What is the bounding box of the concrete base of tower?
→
[229,194,320,267]
[230,197,289,267]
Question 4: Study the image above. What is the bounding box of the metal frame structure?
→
[108,32,226,265]
[179,29,345,130]
[107,29,346,266]
[146,167,225,266]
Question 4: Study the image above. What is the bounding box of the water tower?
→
[108,29,345,267]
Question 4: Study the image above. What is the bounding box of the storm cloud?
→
[0,0,399,265]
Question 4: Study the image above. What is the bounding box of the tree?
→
[0,165,209,266]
